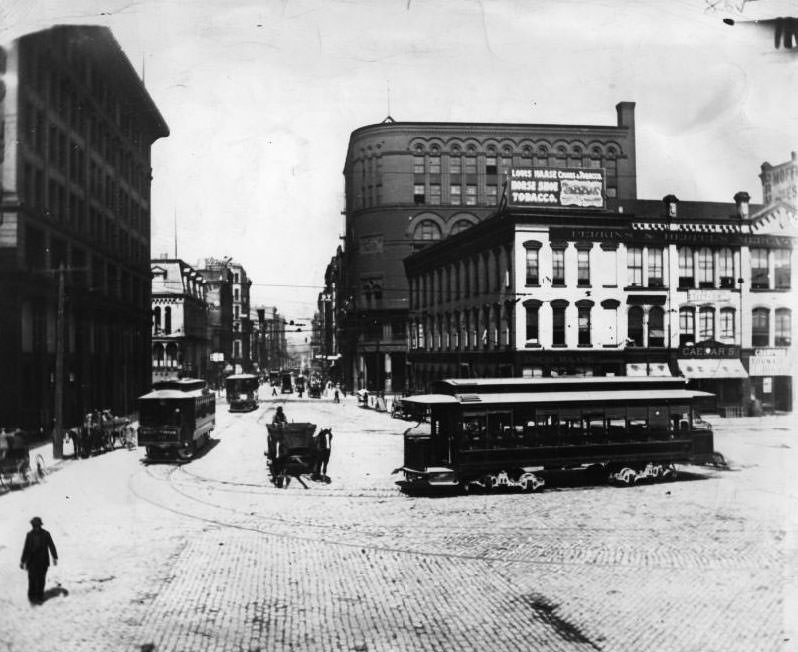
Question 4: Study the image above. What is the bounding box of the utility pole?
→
[53,264,65,459]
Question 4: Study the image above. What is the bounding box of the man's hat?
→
[30,516,43,526]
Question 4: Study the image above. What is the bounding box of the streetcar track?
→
[132,464,783,571]
[128,463,777,572]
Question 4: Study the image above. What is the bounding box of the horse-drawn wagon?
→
[0,429,46,490]
[265,423,317,488]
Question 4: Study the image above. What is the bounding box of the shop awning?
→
[625,362,671,377]
[677,358,748,379]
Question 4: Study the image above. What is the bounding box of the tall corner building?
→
[0,25,169,429]
[339,103,637,392]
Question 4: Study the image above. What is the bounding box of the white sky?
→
[3,0,796,322]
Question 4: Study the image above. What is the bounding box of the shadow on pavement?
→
[40,585,69,603]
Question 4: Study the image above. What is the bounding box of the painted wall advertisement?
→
[508,167,605,209]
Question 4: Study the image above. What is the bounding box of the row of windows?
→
[521,245,792,290]
[411,151,619,177]
[410,305,792,351]
[410,247,512,308]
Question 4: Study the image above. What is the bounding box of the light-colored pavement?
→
[1,392,796,652]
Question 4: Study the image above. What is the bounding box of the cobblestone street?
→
[1,393,796,652]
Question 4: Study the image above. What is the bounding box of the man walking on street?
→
[20,516,58,604]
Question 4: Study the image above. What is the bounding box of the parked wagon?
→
[76,410,131,457]
[0,429,46,490]
[265,423,317,488]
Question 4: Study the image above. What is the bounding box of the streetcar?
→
[224,373,260,412]
[137,377,216,459]
[395,376,719,493]
[280,371,293,394]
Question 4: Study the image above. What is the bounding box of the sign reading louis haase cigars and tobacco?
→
[508,168,605,209]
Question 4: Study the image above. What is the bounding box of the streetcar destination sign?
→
[508,167,605,209]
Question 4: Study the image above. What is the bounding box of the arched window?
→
[152,306,161,333]
[552,300,568,346]
[450,219,473,235]
[775,308,791,346]
[679,307,695,346]
[413,219,441,241]
[698,307,714,341]
[628,306,644,347]
[720,308,735,340]
[153,343,164,367]
[752,308,769,346]
[164,306,172,334]
[648,307,665,347]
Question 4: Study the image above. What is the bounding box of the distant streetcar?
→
[225,373,259,412]
[396,376,719,493]
[137,378,215,459]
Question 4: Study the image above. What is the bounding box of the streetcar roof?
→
[436,376,686,389]
[225,374,258,380]
[402,388,714,406]
[138,389,206,400]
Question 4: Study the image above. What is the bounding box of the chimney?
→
[734,191,751,219]
[616,101,636,129]
[663,194,679,218]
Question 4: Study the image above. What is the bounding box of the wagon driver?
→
[272,406,287,426]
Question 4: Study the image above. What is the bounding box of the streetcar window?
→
[488,411,513,448]
[462,412,487,449]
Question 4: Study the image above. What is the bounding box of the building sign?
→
[747,348,794,376]
[678,341,741,358]
[359,235,384,254]
[685,290,735,306]
[508,168,604,209]
[550,227,793,248]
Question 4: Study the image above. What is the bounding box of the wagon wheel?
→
[34,454,47,481]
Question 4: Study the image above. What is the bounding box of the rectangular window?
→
[775,249,791,289]
[552,249,565,285]
[465,185,477,206]
[486,185,498,205]
[525,249,539,285]
[485,156,497,175]
[429,156,440,174]
[577,250,590,286]
[526,305,539,341]
[449,156,461,175]
[751,249,769,289]
[450,184,461,205]
[500,156,512,174]
[465,156,476,174]
[697,248,714,288]
[677,248,693,288]
[413,184,425,205]
[413,156,424,174]
[578,307,591,346]
[627,247,643,287]
[647,249,664,287]
[718,249,735,288]
[429,184,441,205]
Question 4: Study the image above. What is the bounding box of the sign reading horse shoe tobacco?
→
[508,168,605,209]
